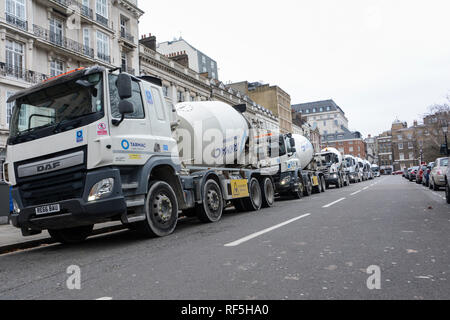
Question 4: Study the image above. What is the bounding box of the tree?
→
[421,96,450,162]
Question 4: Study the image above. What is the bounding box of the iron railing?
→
[5,12,27,31]
[33,24,94,58]
[120,30,135,43]
[0,62,49,84]
[96,14,108,27]
[97,52,111,63]
[52,0,94,20]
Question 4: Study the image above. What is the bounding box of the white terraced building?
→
[0,0,144,175]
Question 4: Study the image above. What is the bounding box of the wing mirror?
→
[117,74,132,100]
[112,100,134,126]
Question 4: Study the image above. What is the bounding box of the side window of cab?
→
[109,74,145,119]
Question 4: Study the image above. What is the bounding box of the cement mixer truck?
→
[271,133,327,199]
[3,66,279,243]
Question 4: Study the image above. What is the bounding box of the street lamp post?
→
[442,120,449,157]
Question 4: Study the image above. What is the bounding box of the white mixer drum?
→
[175,101,250,167]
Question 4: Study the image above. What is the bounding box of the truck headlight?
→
[12,199,20,214]
[88,178,114,202]
[280,176,291,186]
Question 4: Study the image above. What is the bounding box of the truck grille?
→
[18,165,86,207]
[15,147,87,207]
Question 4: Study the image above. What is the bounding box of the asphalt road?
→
[0,176,449,300]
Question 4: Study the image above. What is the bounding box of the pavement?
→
[0,175,449,300]
[0,221,125,254]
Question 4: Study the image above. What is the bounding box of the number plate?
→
[35,204,61,216]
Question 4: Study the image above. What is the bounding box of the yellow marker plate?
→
[312,176,319,186]
[231,179,250,199]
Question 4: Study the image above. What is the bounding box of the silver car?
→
[430,157,449,191]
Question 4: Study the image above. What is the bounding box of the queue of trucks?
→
[2,66,378,244]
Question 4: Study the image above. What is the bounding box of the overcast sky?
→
[138,0,450,137]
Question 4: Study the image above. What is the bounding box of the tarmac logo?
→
[67,265,81,290]
[366,265,381,290]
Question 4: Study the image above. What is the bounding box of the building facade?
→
[0,0,143,163]
[292,99,349,136]
[139,35,279,134]
[376,130,394,174]
[229,81,292,134]
[157,38,218,80]
[365,134,378,164]
[322,131,366,159]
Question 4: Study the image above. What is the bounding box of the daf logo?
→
[37,162,61,173]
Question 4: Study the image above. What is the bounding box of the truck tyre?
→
[320,176,326,193]
[136,181,178,238]
[260,177,275,208]
[446,183,450,204]
[336,178,341,189]
[48,225,94,245]
[292,179,303,199]
[240,178,263,211]
[197,179,224,223]
[303,178,312,197]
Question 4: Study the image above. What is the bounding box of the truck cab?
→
[3,67,185,242]
[318,147,347,188]
[345,155,362,183]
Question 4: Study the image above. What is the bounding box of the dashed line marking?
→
[351,190,362,196]
[96,297,113,300]
[323,198,346,208]
[224,214,311,247]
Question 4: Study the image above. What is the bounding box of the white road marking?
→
[363,187,369,190]
[96,297,113,300]
[323,198,346,208]
[224,214,311,247]
[351,190,362,196]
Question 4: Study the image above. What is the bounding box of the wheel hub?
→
[207,190,220,211]
[153,194,172,223]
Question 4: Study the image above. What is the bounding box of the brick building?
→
[321,131,366,158]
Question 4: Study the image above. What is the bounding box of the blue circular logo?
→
[121,140,130,150]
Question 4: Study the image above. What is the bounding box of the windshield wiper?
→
[53,112,97,133]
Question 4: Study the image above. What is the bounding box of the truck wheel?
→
[48,225,94,245]
[303,178,312,197]
[446,184,450,204]
[292,180,303,199]
[241,178,263,211]
[260,177,275,208]
[197,180,224,223]
[320,176,326,192]
[136,181,178,238]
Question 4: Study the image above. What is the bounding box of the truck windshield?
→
[8,72,104,144]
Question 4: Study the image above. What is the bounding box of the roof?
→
[292,99,345,115]
[323,131,363,142]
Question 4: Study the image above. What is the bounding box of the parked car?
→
[416,165,428,184]
[394,170,403,175]
[422,162,434,187]
[429,158,449,191]
[446,165,450,204]
[403,168,409,178]
[409,166,420,182]
[405,167,413,180]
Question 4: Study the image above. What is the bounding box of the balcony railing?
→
[96,14,109,27]
[5,12,27,31]
[120,30,135,44]
[52,0,94,20]
[33,25,94,58]
[98,52,111,63]
[0,62,49,84]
